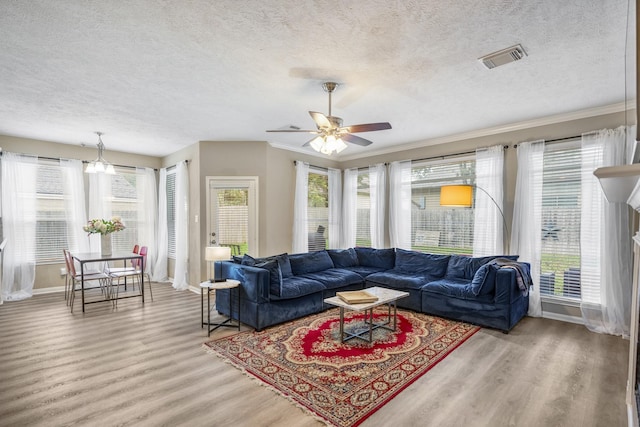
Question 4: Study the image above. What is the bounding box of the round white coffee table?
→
[200,279,241,336]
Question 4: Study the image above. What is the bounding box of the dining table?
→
[72,251,145,312]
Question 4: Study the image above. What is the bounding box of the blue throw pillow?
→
[232,255,243,264]
[354,247,395,269]
[241,254,256,266]
[395,249,450,277]
[255,259,283,296]
[327,248,359,268]
[275,253,293,278]
[470,263,498,295]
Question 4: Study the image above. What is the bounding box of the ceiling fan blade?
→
[266,129,319,133]
[342,133,373,146]
[344,122,392,133]
[309,111,332,128]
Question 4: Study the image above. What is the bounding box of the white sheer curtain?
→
[327,168,342,249]
[473,145,505,256]
[342,168,358,248]
[172,161,189,290]
[292,161,309,253]
[370,163,386,248]
[389,160,412,249]
[60,159,90,253]
[88,173,113,252]
[137,167,158,275]
[152,168,169,282]
[580,127,632,336]
[1,153,37,301]
[510,141,544,317]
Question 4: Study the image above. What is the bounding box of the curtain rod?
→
[411,144,509,164]
[513,135,581,149]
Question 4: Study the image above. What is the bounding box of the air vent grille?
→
[479,44,527,69]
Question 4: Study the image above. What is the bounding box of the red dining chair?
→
[65,250,112,312]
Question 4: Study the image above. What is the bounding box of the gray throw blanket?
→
[489,258,533,296]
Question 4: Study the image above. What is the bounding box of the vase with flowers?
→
[83,216,126,256]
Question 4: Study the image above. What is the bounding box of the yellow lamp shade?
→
[440,185,473,207]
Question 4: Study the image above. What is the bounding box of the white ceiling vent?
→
[478,44,527,69]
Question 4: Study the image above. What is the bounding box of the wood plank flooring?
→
[0,283,629,427]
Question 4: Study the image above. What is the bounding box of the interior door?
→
[206,177,258,258]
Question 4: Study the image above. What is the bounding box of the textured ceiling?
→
[0,0,634,159]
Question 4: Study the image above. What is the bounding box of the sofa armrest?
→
[219,261,270,303]
[494,268,519,304]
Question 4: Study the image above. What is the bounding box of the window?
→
[166,169,176,258]
[308,170,328,251]
[36,161,67,263]
[355,171,372,246]
[410,158,476,255]
[539,141,582,300]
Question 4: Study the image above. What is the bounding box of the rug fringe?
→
[202,343,338,427]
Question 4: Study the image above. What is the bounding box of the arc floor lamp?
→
[439,185,509,253]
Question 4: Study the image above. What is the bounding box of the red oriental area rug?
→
[203,308,479,427]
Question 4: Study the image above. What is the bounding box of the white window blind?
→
[216,188,249,256]
[356,171,372,247]
[109,170,139,253]
[166,169,176,258]
[411,158,475,255]
[539,141,583,300]
[35,162,67,263]
[308,170,328,251]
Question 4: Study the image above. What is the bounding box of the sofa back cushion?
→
[289,251,335,275]
[354,247,395,269]
[395,249,450,277]
[274,253,293,278]
[327,248,359,268]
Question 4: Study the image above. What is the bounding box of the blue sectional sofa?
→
[215,247,530,332]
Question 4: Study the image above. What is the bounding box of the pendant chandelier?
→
[85,131,116,174]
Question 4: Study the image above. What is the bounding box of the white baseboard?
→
[542,311,584,325]
[33,286,65,295]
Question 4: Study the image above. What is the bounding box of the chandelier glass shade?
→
[85,132,116,174]
[309,134,348,155]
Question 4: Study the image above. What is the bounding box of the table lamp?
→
[205,246,231,282]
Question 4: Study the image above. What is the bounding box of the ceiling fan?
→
[266,82,392,155]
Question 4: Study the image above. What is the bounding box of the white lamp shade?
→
[205,246,231,261]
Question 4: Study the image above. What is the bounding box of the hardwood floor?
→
[0,283,629,427]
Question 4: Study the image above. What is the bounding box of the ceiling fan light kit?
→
[266,82,392,156]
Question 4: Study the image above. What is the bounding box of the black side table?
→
[200,279,241,336]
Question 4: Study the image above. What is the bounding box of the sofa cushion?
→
[470,263,498,296]
[275,276,326,300]
[422,279,493,302]
[395,249,450,277]
[254,259,283,297]
[327,248,359,268]
[366,271,434,290]
[354,247,395,269]
[301,268,364,290]
[289,251,335,275]
[343,265,387,278]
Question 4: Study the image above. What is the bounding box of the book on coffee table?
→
[336,290,378,304]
